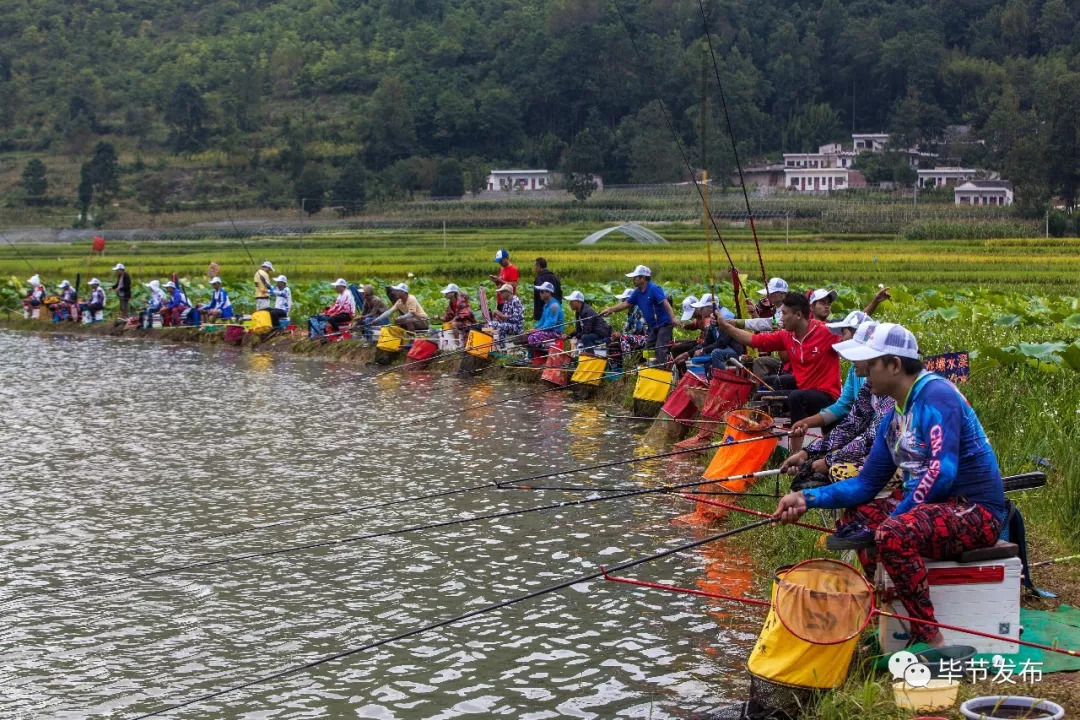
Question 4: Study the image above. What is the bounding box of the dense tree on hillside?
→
[432,158,465,198]
[331,157,367,213]
[2,0,1080,209]
[20,159,46,204]
[295,165,328,214]
[87,142,119,211]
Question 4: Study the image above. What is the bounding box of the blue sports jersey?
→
[628,281,673,328]
[803,371,1006,523]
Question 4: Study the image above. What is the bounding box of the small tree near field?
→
[21,159,47,205]
[565,172,598,202]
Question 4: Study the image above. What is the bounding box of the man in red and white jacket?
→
[318,278,356,333]
[716,291,841,452]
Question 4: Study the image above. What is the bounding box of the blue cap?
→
[494,249,509,263]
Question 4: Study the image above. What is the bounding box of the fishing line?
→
[1,231,39,274]
[130,517,775,718]
[0,466,780,609]
[224,208,258,268]
[610,0,739,295]
[695,0,767,286]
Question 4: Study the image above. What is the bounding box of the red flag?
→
[92,236,105,252]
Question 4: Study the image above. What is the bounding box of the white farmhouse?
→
[918,167,976,188]
[954,180,1013,206]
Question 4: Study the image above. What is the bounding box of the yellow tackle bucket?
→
[377,325,406,352]
[571,355,607,386]
[250,310,273,334]
[466,329,493,358]
[746,567,858,690]
[633,367,673,404]
[442,322,453,331]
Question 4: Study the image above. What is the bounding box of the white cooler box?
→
[877,543,1021,655]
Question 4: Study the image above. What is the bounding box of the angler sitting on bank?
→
[600,265,677,367]
[161,280,190,326]
[269,275,291,328]
[80,278,106,322]
[22,274,46,319]
[490,283,524,341]
[565,290,611,355]
[526,281,564,358]
[310,278,356,336]
[674,294,742,374]
[774,323,1007,650]
[53,280,78,322]
[140,279,166,327]
[376,283,429,333]
[782,320,896,487]
[357,284,389,342]
[200,277,234,321]
[441,283,476,343]
[609,288,647,370]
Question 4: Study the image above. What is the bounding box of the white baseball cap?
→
[497,283,514,294]
[59,280,71,288]
[758,277,789,295]
[389,283,409,293]
[835,322,918,361]
[534,281,556,293]
[566,290,585,303]
[210,276,223,285]
[494,249,509,262]
[112,263,125,271]
[163,281,176,289]
[680,295,699,321]
[827,310,869,334]
[692,293,714,308]
[146,280,160,290]
[809,288,838,304]
[28,274,40,285]
[441,283,460,295]
[332,278,347,288]
[616,288,634,301]
[273,275,288,283]
[625,264,651,278]
[88,278,100,286]
[261,261,274,270]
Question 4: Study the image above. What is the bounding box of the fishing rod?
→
[604,567,1080,659]
[605,412,726,424]
[726,356,774,391]
[1,468,781,609]
[610,0,740,308]
[674,493,832,533]
[695,0,767,287]
[131,517,775,719]
[224,208,258,268]
[0,230,39,274]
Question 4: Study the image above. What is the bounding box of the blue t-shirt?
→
[628,281,673,328]
[804,372,1006,524]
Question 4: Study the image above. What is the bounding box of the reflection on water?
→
[0,331,762,718]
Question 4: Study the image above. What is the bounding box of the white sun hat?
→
[261,261,274,270]
[827,310,869,335]
[146,280,161,290]
[835,322,918,361]
[163,281,176,289]
[680,295,699,321]
[758,277,789,295]
[441,283,460,295]
[332,278,347,288]
[624,264,651,278]
[28,274,40,285]
[566,290,586,303]
[273,275,287,283]
[534,281,556,293]
[616,288,634,301]
[210,276,223,284]
[59,280,71,288]
[112,263,125,271]
[389,283,409,293]
[88,278,101,285]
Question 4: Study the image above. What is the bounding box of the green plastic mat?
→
[972,604,1080,674]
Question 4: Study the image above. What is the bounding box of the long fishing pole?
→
[224,208,258,268]
[605,412,726,424]
[695,0,767,286]
[131,517,775,719]
[675,493,832,533]
[610,0,740,305]
[0,231,39,274]
[1,468,781,609]
[605,571,1080,658]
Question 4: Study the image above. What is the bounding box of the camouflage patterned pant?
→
[843,493,1001,643]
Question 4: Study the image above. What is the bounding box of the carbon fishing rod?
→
[695,0,767,287]
[605,412,726,424]
[610,0,741,306]
[0,231,39,274]
[131,517,775,719]
[224,208,259,268]
[0,466,781,609]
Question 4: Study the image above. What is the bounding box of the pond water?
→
[0,330,763,719]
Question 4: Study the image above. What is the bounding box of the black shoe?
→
[825,522,875,551]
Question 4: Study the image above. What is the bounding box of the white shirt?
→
[274,286,292,313]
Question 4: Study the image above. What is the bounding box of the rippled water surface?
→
[0,330,763,719]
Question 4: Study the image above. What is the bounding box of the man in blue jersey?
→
[774,323,1006,648]
[600,265,676,366]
